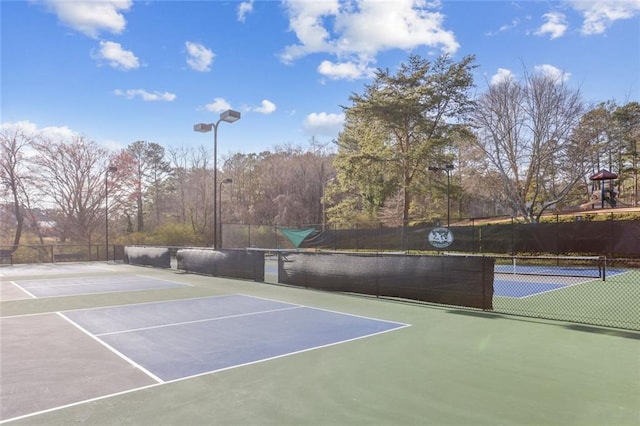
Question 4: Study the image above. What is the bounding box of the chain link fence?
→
[2,232,638,330]
[222,212,640,256]
[219,215,639,330]
[1,244,125,264]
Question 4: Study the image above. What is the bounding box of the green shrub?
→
[150,223,199,246]
[115,232,148,245]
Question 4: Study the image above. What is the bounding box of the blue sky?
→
[2,0,639,155]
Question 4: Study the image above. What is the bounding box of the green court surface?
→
[1,263,639,425]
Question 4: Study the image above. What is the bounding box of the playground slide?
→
[580,191,617,209]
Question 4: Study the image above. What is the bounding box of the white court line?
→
[0,294,250,318]
[56,312,164,384]
[302,304,411,327]
[158,320,411,384]
[0,296,410,425]
[10,282,189,300]
[495,275,604,300]
[95,305,304,337]
[0,381,163,425]
[244,293,411,327]
[0,312,409,425]
[134,274,194,286]
[518,277,608,299]
[17,275,179,289]
[8,281,37,298]
[19,280,130,289]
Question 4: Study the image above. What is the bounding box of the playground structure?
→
[581,169,618,210]
[580,189,617,209]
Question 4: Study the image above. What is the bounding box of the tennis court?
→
[1,262,638,425]
[3,275,189,299]
[493,269,627,298]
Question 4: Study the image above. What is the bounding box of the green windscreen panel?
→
[280,228,316,248]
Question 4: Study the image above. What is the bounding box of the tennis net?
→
[444,253,606,280]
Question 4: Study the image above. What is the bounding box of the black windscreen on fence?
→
[297,220,640,256]
[176,248,265,281]
[125,246,171,268]
[277,252,494,310]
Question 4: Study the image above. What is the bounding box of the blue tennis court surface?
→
[494,267,627,298]
[494,279,566,298]
[61,294,409,382]
[494,265,601,277]
[11,275,188,298]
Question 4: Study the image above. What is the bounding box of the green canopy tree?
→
[122,141,171,233]
[612,102,640,206]
[550,101,638,209]
[567,103,617,204]
[332,54,477,234]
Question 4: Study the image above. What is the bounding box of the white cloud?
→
[569,0,640,35]
[534,64,571,83]
[204,98,232,113]
[114,89,176,102]
[93,41,139,70]
[333,0,459,55]
[280,0,340,64]
[318,60,375,80]
[237,1,254,22]
[1,120,38,134]
[490,68,515,86]
[1,120,124,152]
[39,125,77,140]
[253,99,277,114]
[535,12,567,39]
[1,120,76,140]
[303,112,345,136]
[280,0,459,80]
[186,41,215,72]
[486,18,521,36]
[41,0,132,39]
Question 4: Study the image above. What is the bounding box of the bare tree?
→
[221,141,335,227]
[0,124,37,249]
[30,135,111,243]
[471,72,586,222]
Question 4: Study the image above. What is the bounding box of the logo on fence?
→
[428,227,454,249]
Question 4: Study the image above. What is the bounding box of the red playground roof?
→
[589,169,618,180]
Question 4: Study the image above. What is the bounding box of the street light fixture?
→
[428,164,454,227]
[219,178,233,248]
[105,165,118,261]
[194,109,241,248]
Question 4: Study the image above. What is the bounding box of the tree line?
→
[2,54,639,249]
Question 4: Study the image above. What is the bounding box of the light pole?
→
[428,164,454,227]
[219,178,232,248]
[194,109,241,248]
[105,165,118,261]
